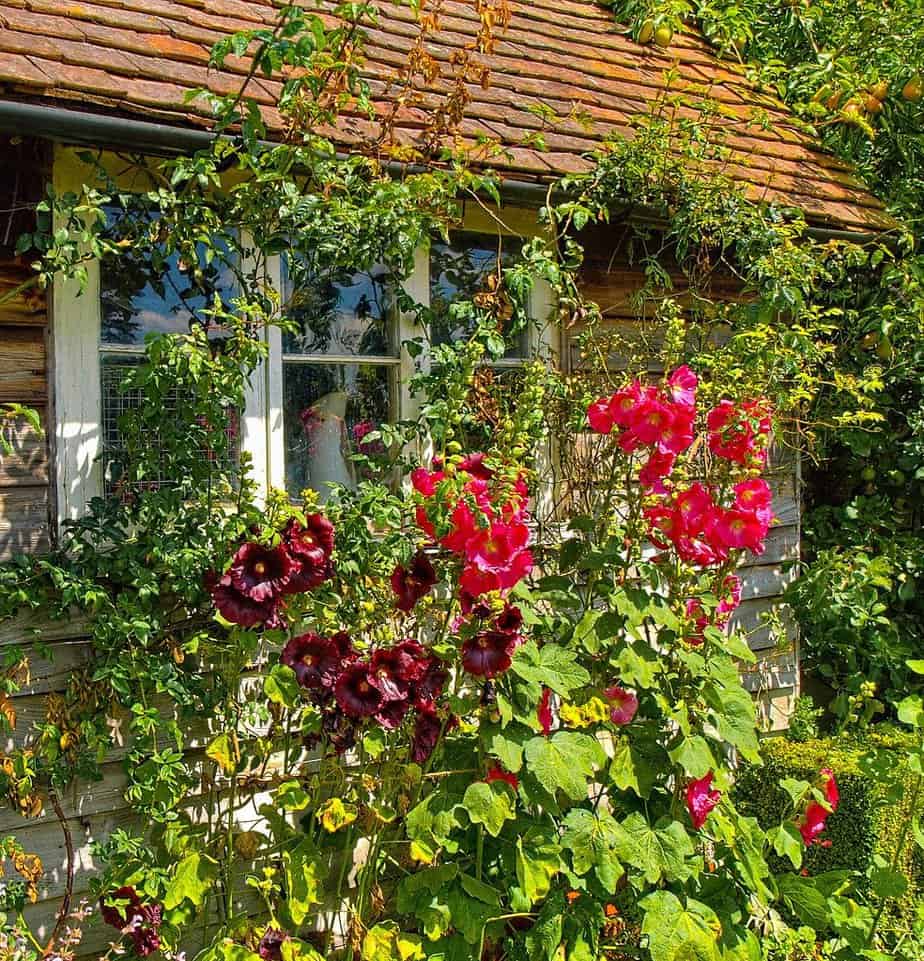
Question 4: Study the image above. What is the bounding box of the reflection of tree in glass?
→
[282,259,393,356]
[429,233,522,348]
[100,206,235,346]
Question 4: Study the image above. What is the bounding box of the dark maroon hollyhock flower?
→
[334,663,384,718]
[100,886,142,929]
[283,514,334,563]
[411,704,443,763]
[459,452,494,481]
[414,656,449,704]
[229,541,297,602]
[331,631,355,658]
[391,552,437,613]
[376,697,410,730]
[494,604,523,634]
[369,648,414,702]
[259,927,289,960]
[100,888,162,957]
[461,630,518,679]
[281,632,344,690]
[212,575,283,629]
[459,590,493,620]
[281,555,333,595]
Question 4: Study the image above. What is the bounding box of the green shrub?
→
[735,727,924,931]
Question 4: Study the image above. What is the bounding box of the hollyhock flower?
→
[626,394,675,446]
[283,514,334,564]
[667,365,698,409]
[494,604,523,634]
[100,887,143,930]
[258,928,290,960]
[391,551,437,612]
[211,576,283,629]
[734,478,774,524]
[414,656,449,704]
[655,413,695,456]
[485,765,519,791]
[675,483,714,532]
[674,535,725,568]
[100,887,162,957]
[462,631,518,678]
[798,801,831,845]
[411,703,450,763]
[369,647,419,701]
[644,503,685,549]
[639,450,676,492]
[334,663,384,718]
[282,632,345,690]
[717,574,742,621]
[610,382,644,427]
[684,598,708,646]
[604,686,639,725]
[460,546,534,597]
[465,521,530,574]
[707,399,771,466]
[588,396,616,434]
[375,697,410,730]
[229,542,297,602]
[459,452,495,480]
[821,768,840,810]
[686,772,721,829]
[440,498,483,554]
[415,504,436,539]
[707,507,767,554]
[537,687,553,735]
[411,466,445,497]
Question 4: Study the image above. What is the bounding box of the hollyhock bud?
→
[821,767,840,810]
[485,765,519,791]
[604,686,639,725]
[798,801,830,845]
[717,574,742,622]
[686,772,721,829]
[391,551,437,612]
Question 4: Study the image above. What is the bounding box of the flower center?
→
[254,561,267,576]
[358,680,370,693]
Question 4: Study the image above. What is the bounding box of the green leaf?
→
[668,736,715,778]
[264,664,301,707]
[561,808,628,892]
[609,738,658,798]
[515,831,562,905]
[640,891,718,961]
[283,839,322,926]
[206,732,238,775]
[620,814,694,885]
[524,732,604,800]
[512,642,591,695]
[869,863,908,899]
[770,822,803,870]
[275,780,311,812]
[907,660,924,676]
[777,874,831,929]
[898,695,924,728]
[163,852,218,910]
[459,873,501,906]
[462,781,516,837]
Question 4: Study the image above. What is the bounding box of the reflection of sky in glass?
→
[429,233,524,354]
[99,206,236,347]
[281,255,395,357]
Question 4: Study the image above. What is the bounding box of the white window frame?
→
[51,147,556,528]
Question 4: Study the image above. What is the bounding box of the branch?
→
[44,788,75,957]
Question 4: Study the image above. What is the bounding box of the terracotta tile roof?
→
[0,0,892,231]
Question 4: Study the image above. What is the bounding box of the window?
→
[279,259,401,500]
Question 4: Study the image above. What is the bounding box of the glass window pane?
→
[100,207,236,347]
[281,257,398,357]
[284,362,393,499]
[429,232,526,356]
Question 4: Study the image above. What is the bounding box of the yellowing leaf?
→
[206,732,239,775]
[318,797,357,833]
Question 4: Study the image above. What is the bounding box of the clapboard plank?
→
[0,485,49,558]
[731,596,797,651]
[0,419,48,487]
[0,326,46,404]
[0,608,92,648]
[0,262,46,327]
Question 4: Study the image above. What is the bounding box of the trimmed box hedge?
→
[734,726,924,931]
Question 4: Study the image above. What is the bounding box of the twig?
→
[44,788,75,956]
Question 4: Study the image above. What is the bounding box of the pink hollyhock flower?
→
[411,466,445,497]
[464,520,530,574]
[610,382,644,427]
[639,450,676,492]
[461,631,519,678]
[440,499,484,554]
[537,687,553,735]
[686,772,721,829]
[675,534,726,567]
[334,663,385,717]
[460,546,534,596]
[391,551,437,612]
[644,503,685,549]
[734,478,774,525]
[684,598,708,646]
[458,452,495,480]
[415,504,436,539]
[654,414,695,456]
[675,483,714,532]
[604,686,639,725]
[707,507,768,554]
[798,801,831,845]
[821,768,839,810]
[667,365,698,409]
[717,574,742,621]
[229,542,297,602]
[626,394,675,446]
[588,396,616,434]
[485,765,519,791]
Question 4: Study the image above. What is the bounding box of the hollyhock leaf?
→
[511,642,590,695]
[524,897,564,961]
[777,874,831,930]
[609,739,659,799]
[561,809,628,892]
[459,873,502,907]
[206,732,239,775]
[462,781,516,837]
[283,839,323,926]
[524,732,604,800]
[363,728,387,759]
[898,694,924,728]
[515,832,562,905]
[318,797,357,833]
[710,686,760,762]
[907,660,924,675]
[275,781,311,812]
[779,778,812,806]
[668,736,715,779]
[486,725,528,773]
[264,664,300,707]
[869,863,908,899]
[396,865,458,915]
[621,813,694,885]
[770,822,804,870]
[571,609,601,652]
[163,852,218,910]
[614,641,659,689]
[640,891,718,961]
